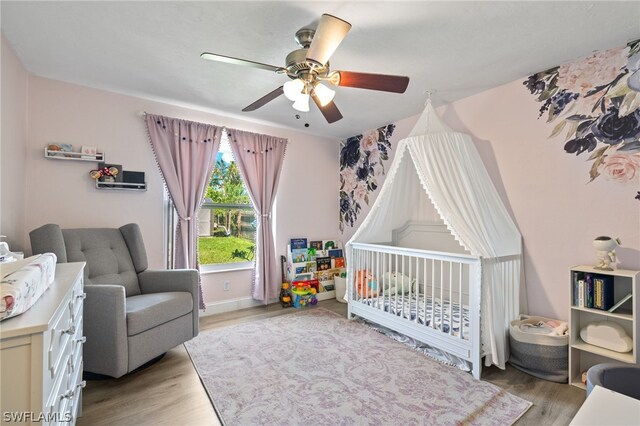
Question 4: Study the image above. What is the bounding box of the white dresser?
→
[1,262,85,425]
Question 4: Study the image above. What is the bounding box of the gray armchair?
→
[30,223,199,378]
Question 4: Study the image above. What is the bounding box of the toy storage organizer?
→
[285,242,346,303]
[509,315,569,383]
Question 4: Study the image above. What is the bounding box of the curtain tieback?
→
[260,213,270,218]
[178,216,191,221]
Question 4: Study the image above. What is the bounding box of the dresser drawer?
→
[69,318,83,377]
[45,353,71,425]
[70,279,85,322]
[47,301,74,379]
[68,357,85,424]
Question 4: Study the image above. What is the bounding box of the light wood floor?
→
[79,300,585,426]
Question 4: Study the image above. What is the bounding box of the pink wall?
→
[437,81,639,320]
[22,76,338,307]
[1,35,28,252]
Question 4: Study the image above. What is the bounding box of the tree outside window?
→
[198,138,256,265]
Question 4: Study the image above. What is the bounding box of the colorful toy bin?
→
[291,280,318,308]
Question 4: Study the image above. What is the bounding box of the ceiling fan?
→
[201,14,410,124]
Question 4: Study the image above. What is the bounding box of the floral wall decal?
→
[524,39,640,201]
[339,124,395,233]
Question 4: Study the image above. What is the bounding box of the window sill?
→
[199,261,254,275]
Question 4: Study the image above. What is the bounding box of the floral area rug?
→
[185,308,531,425]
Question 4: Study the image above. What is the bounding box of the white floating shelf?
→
[95,181,147,191]
[44,147,105,162]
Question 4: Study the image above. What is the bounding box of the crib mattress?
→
[358,294,470,339]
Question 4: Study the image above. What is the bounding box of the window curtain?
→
[227,129,287,302]
[145,114,222,309]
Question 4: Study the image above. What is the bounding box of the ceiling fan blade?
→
[242,86,284,112]
[201,52,285,73]
[311,92,343,123]
[332,71,410,93]
[306,14,352,66]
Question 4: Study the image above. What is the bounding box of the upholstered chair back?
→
[30,223,148,297]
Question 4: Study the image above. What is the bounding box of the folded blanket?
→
[519,319,568,336]
[1,253,57,321]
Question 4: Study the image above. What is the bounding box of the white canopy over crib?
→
[347,101,525,370]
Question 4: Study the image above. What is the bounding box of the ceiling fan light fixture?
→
[283,78,305,101]
[292,93,310,112]
[313,82,335,106]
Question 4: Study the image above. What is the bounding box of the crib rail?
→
[347,242,482,377]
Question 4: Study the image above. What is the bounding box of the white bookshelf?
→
[568,265,639,389]
[44,147,104,162]
[285,242,344,302]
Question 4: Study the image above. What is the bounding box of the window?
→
[198,135,256,269]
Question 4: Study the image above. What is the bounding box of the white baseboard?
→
[202,291,338,316]
[201,297,265,316]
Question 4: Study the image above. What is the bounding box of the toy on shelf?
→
[593,236,621,271]
[280,283,292,308]
[291,280,318,308]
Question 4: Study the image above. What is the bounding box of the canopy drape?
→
[348,102,525,369]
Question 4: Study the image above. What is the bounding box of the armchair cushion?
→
[29,224,67,263]
[126,292,193,336]
[119,223,148,273]
[62,228,141,296]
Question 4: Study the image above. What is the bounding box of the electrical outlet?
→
[223,281,230,291]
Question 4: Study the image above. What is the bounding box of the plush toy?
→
[381,271,415,294]
[355,269,378,297]
[89,166,119,180]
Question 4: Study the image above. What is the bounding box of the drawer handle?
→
[60,389,75,400]
[62,325,76,335]
[76,381,87,389]
[76,293,87,300]
[75,336,87,344]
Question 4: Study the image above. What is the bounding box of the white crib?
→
[347,241,484,379]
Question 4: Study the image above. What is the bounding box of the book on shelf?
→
[315,250,328,258]
[291,248,308,263]
[307,247,317,261]
[585,274,594,308]
[292,272,315,282]
[310,241,323,250]
[333,257,345,268]
[328,249,343,259]
[306,261,317,273]
[322,240,341,250]
[578,280,585,308]
[593,275,614,310]
[317,268,342,283]
[573,271,584,306]
[295,266,307,274]
[316,256,331,271]
[290,238,308,249]
[321,283,335,291]
[608,293,633,313]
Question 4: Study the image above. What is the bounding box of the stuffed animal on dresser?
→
[381,271,415,294]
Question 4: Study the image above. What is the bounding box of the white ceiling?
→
[2,1,639,139]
